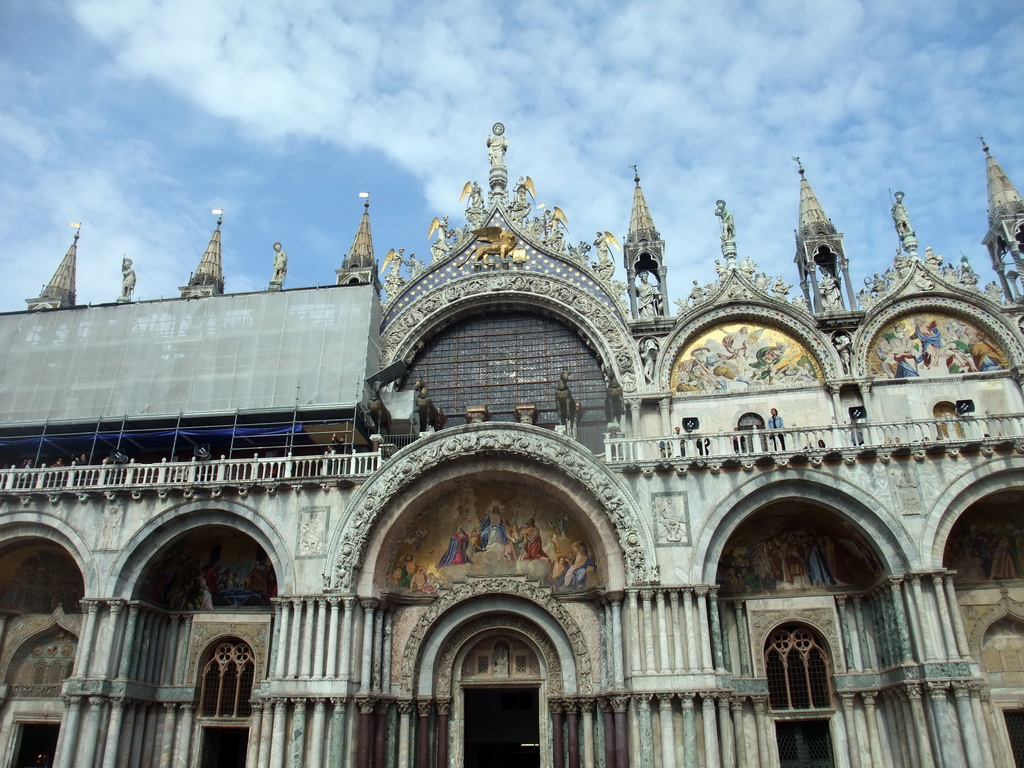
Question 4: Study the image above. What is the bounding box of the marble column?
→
[836,597,855,671]
[372,607,386,691]
[314,598,327,677]
[684,589,699,671]
[695,587,713,673]
[300,599,315,678]
[359,600,378,693]
[259,701,275,768]
[627,591,642,677]
[551,699,566,768]
[580,698,596,768]
[75,602,100,677]
[909,575,938,661]
[906,686,935,768]
[436,699,450,768]
[669,591,685,673]
[103,601,125,678]
[952,684,984,768]
[416,701,431,768]
[291,699,308,767]
[289,599,303,678]
[78,697,105,768]
[601,700,616,768]
[718,601,733,673]
[853,597,872,670]
[178,615,193,684]
[932,574,959,661]
[275,601,290,678]
[890,581,913,662]
[308,700,327,767]
[245,701,263,768]
[396,700,414,768]
[611,696,629,768]
[357,698,375,768]
[717,696,735,768]
[330,698,349,768]
[165,614,183,684]
[269,699,288,768]
[838,693,861,768]
[968,684,996,768]
[702,696,721,768]
[927,683,964,768]
[752,698,771,768]
[709,588,725,672]
[730,699,747,767]
[637,695,655,768]
[175,703,195,768]
[118,604,140,679]
[340,599,356,682]
[55,696,82,768]
[657,694,677,768]
[734,602,752,676]
[860,693,884,767]
[327,597,341,677]
[382,611,393,693]
[640,590,657,672]
[610,595,625,686]
[943,575,972,659]
[567,701,581,768]
[127,705,148,768]
[656,591,671,672]
[374,702,388,768]
[101,697,127,768]
[158,701,177,768]
[681,694,698,768]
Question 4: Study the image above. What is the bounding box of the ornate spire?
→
[627,170,659,242]
[796,159,836,238]
[180,211,224,298]
[791,159,855,315]
[337,194,381,291]
[982,137,1024,224]
[27,224,79,310]
[622,168,668,320]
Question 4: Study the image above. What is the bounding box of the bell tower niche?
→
[623,171,668,320]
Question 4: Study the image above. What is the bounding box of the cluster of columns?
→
[249,697,349,768]
[270,595,365,681]
[53,695,196,768]
[604,587,722,681]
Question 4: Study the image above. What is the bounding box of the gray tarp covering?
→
[0,285,379,422]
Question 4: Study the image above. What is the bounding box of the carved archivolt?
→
[0,612,81,682]
[434,614,562,698]
[397,578,592,697]
[328,423,657,589]
[378,272,641,393]
[658,304,839,391]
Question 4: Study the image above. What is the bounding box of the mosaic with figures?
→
[944,505,1024,583]
[388,484,601,594]
[717,504,882,594]
[868,312,1007,379]
[670,323,822,392]
[140,527,277,610]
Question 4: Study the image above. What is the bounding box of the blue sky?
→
[1,0,1021,313]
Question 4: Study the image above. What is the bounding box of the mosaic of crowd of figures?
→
[388,484,601,593]
[141,527,277,609]
[717,504,883,594]
[868,312,1007,379]
[0,543,83,613]
[670,323,822,393]
[944,505,1024,583]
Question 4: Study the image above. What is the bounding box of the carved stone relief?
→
[298,506,328,558]
[184,619,271,683]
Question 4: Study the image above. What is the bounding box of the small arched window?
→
[765,625,832,711]
[199,640,255,718]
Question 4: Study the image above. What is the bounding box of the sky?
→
[1,0,1022,313]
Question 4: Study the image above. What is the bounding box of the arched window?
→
[199,640,255,718]
[765,625,832,711]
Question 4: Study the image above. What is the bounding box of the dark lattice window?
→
[1007,711,1024,766]
[404,311,607,449]
[766,626,832,710]
[199,641,255,718]
[775,720,835,768]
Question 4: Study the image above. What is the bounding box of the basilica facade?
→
[2,129,1024,768]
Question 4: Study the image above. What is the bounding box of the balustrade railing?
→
[603,414,1024,463]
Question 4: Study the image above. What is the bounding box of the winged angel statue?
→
[591,231,621,283]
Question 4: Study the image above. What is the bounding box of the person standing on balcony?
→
[768,408,785,450]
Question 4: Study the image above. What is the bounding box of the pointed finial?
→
[70,221,81,242]
[212,208,223,228]
[980,135,990,156]
[630,164,640,185]
[792,156,804,177]
[359,191,370,211]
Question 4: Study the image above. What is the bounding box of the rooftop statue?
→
[487,123,508,170]
[119,257,136,302]
[591,231,620,283]
[605,373,624,427]
[715,199,735,242]
[270,242,287,288]
[891,191,913,236]
[459,227,517,268]
[636,272,662,318]
[460,181,487,228]
[554,370,578,430]
[428,216,452,263]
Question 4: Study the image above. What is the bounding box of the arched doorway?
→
[933,401,964,439]
[735,412,766,454]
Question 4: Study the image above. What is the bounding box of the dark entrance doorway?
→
[775,719,834,768]
[200,726,248,768]
[13,723,59,768]
[464,687,540,768]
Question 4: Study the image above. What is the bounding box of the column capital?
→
[835,595,848,608]
[639,589,654,602]
[751,697,767,714]
[610,695,630,714]
[162,701,177,712]
[62,695,82,709]
[729,697,744,713]
[327,596,341,607]
[656,693,674,708]
[435,698,451,716]
[359,597,380,612]
[904,684,923,701]
[110,696,127,709]
[87,695,105,706]
[107,600,125,616]
[331,696,348,707]
[925,681,949,699]
[604,591,624,606]
[678,693,695,710]
[250,701,263,714]
[416,700,433,718]
[576,696,596,713]
[633,693,651,711]
[356,697,377,715]
[694,585,709,597]
[293,699,308,714]
[312,699,327,713]
[860,691,877,707]
[396,699,415,715]
[548,697,566,714]
[951,682,971,699]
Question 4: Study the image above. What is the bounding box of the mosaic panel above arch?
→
[943,494,1024,584]
[0,541,83,614]
[717,502,883,595]
[669,322,823,393]
[139,526,277,610]
[386,483,602,595]
[867,311,1008,379]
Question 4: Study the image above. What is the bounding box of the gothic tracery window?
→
[765,625,832,711]
[199,640,255,718]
